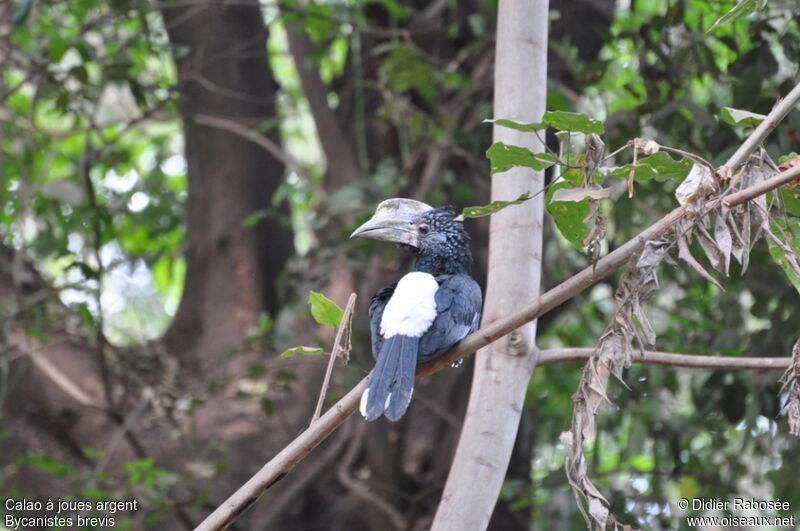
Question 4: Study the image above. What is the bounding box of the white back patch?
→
[380,272,439,338]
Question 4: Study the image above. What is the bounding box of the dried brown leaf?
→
[716,165,733,185]
[788,386,800,437]
[714,212,733,275]
[633,137,660,156]
[636,240,669,269]
[726,212,745,266]
[738,204,752,273]
[675,164,717,209]
[743,164,772,244]
[677,233,724,290]
[695,220,726,274]
[589,498,610,528]
[779,338,800,437]
[632,298,656,346]
[586,133,606,181]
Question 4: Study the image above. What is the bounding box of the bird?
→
[350,198,482,421]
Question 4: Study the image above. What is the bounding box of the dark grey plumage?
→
[362,208,482,421]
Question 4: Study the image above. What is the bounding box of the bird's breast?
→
[379,272,439,338]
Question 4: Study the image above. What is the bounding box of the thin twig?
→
[311,293,356,425]
[81,144,114,410]
[658,144,714,171]
[538,348,790,370]
[95,399,150,473]
[193,113,308,179]
[725,82,800,169]
[24,342,100,408]
[600,140,633,164]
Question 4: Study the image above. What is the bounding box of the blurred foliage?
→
[1,0,183,344]
[528,1,800,529]
[1,0,800,529]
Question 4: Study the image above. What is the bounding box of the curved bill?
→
[350,198,433,247]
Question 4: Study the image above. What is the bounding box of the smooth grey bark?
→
[431,1,549,529]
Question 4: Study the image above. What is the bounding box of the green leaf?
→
[542,110,604,134]
[780,187,800,217]
[83,448,105,460]
[261,397,276,416]
[151,256,172,292]
[379,46,436,101]
[606,152,692,182]
[78,303,96,337]
[546,182,591,250]
[257,313,272,333]
[488,111,604,134]
[16,455,74,477]
[562,166,586,186]
[279,346,324,359]
[308,291,344,329]
[485,118,546,133]
[708,0,767,32]
[460,192,533,220]
[242,209,268,227]
[485,142,556,175]
[720,107,767,128]
[48,37,69,62]
[125,457,171,488]
[766,217,800,294]
[70,65,89,83]
[677,475,701,500]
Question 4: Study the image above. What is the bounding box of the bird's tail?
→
[361,335,418,421]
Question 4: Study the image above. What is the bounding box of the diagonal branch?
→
[195,160,800,531]
[725,82,800,170]
[283,21,361,189]
[193,113,308,178]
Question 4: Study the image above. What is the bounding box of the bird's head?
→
[351,198,471,274]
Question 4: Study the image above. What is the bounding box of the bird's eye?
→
[418,224,430,235]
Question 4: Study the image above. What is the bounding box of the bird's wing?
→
[368,282,397,359]
[418,274,482,362]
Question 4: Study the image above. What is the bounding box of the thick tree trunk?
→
[161,2,292,373]
[431,1,549,529]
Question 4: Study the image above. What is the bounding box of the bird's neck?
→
[414,249,470,276]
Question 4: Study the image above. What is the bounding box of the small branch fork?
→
[195,83,800,530]
[311,293,356,425]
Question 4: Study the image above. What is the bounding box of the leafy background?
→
[1,0,799,529]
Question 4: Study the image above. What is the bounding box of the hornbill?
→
[350,198,482,421]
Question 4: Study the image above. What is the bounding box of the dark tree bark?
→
[161,2,293,374]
